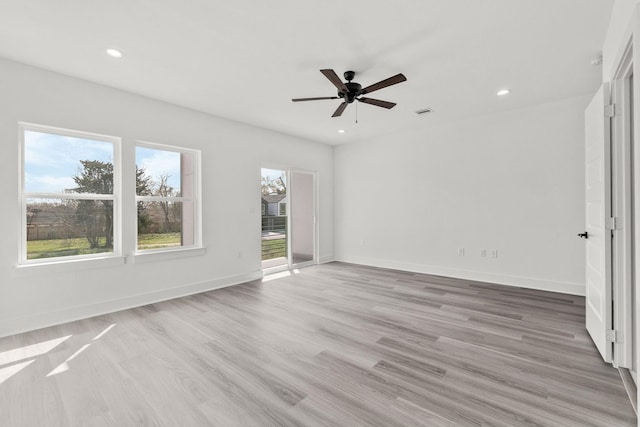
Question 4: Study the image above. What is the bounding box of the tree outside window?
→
[21,125,120,262]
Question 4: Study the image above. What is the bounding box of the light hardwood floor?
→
[0,262,636,426]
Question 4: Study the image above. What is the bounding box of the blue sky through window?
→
[24,131,181,193]
[136,146,180,191]
[24,131,113,193]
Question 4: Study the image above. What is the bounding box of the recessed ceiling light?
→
[338,129,345,134]
[106,48,123,58]
[497,89,511,96]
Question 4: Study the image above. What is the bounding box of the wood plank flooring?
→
[0,262,636,426]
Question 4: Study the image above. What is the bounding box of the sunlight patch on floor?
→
[0,360,35,384]
[93,324,116,341]
[262,269,300,283]
[46,343,91,377]
[0,335,71,366]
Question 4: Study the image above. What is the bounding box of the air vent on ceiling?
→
[415,107,434,115]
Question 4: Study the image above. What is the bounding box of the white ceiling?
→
[0,1,612,145]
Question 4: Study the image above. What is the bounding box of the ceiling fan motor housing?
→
[338,70,361,103]
[341,82,362,103]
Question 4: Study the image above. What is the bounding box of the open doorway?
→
[261,168,288,270]
[260,167,317,272]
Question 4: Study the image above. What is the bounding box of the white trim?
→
[261,161,294,174]
[18,121,122,142]
[611,16,637,84]
[136,195,190,203]
[132,246,206,263]
[14,255,126,275]
[136,139,196,153]
[336,255,585,296]
[318,255,336,264]
[113,126,122,259]
[632,6,640,390]
[0,270,263,339]
[314,170,320,265]
[262,263,291,275]
[24,193,115,200]
[292,260,315,269]
[611,35,635,369]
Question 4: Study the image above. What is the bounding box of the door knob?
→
[577,232,588,239]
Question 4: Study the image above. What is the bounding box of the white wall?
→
[0,58,334,337]
[335,95,589,295]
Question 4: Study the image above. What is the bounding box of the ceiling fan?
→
[292,69,407,117]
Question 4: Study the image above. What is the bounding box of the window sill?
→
[14,255,126,276]
[132,247,206,264]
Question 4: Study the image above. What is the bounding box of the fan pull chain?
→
[355,101,358,124]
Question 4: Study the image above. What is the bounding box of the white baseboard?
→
[0,270,263,339]
[335,255,585,296]
[318,255,336,264]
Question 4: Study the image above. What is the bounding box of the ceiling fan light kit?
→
[292,69,407,118]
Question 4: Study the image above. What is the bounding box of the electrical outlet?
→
[458,247,465,256]
[360,239,365,247]
[490,249,498,259]
[480,249,487,257]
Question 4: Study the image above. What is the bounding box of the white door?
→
[585,83,613,363]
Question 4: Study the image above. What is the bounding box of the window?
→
[261,204,266,216]
[279,202,287,216]
[19,124,201,266]
[20,123,120,263]
[135,142,200,252]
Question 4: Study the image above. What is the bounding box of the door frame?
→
[611,38,635,369]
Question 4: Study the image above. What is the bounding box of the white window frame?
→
[18,122,122,266]
[134,141,202,255]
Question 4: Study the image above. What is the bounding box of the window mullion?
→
[135,195,188,203]
[24,192,115,201]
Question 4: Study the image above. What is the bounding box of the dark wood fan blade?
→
[292,97,340,102]
[358,97,397,109]
[360,73,407,95]
[332,102,348,117]
[320,69,349,93]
